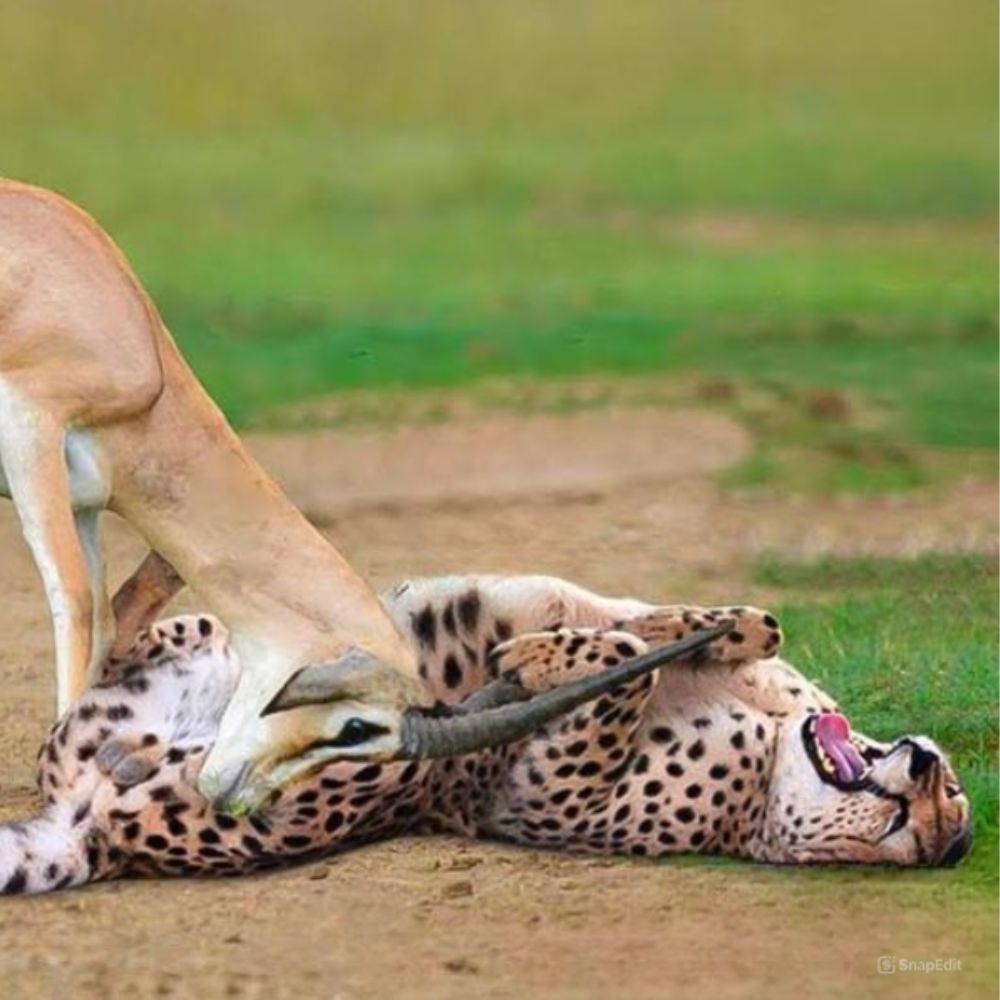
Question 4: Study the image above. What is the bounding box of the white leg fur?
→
[74,507,114,684]
[0,389,94,713]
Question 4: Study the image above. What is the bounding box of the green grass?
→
[0,1,996,490]
[755,553,998,894]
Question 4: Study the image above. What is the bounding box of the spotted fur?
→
[1,575,971,894]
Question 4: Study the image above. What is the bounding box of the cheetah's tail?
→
[0,802,114,895]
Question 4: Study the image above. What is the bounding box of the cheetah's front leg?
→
[618,604,783,663]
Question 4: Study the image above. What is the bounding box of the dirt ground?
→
[0,408,996,999]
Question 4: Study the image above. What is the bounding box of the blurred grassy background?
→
[1,0,996,492]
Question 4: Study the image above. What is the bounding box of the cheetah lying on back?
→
[1,575,971,894]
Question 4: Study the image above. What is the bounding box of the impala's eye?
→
[334,718,382,747]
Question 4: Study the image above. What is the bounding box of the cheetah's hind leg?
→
[98,613,230,686]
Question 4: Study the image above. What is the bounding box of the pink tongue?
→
[815,713,867,783]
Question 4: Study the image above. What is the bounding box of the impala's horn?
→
[398,621,734,759]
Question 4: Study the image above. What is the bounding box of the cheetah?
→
[0,575,971,894]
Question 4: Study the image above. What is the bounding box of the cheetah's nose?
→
[938,829,972,867]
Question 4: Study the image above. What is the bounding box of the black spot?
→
[731,731,745,750]
[728,631,745,644]
[763,614,778,628]
[650,727,675,744]
[242,835,264,855]
[686,740,705,761]
[438,602,458,638]
[78,705,97,722]
[325,811,345,833]
[76,744,97,762]
[443,655,463,690]
[711,790,726,807]
[282,835,312,850]
[145,835,169,851]
[666,762,684,777]
[412,606,437,651]
[685,783,703,799]
[198,617,213,637]
[166,748,187,764]
[3,868,28,894]
[249,815,272,836]
[353,763,382,785]
[674,807,695,824]
[643,780,663,796]
[400,761,422,785]
[457,591,481,633]
[106,704,133,722]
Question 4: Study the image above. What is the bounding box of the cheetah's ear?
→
[261,647,426,716]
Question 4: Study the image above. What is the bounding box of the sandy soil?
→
[0,408,996,999]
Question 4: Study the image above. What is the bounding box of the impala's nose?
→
[200,759,253,811]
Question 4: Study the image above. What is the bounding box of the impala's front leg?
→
[0,400,95,713]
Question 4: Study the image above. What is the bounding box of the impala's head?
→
[202,628,732,813]
[766,711,971,866]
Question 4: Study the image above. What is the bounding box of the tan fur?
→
[0,179,416,799]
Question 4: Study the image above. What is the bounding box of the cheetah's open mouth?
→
[803,713,871,790]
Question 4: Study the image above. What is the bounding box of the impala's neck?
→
[105,329,417,790]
